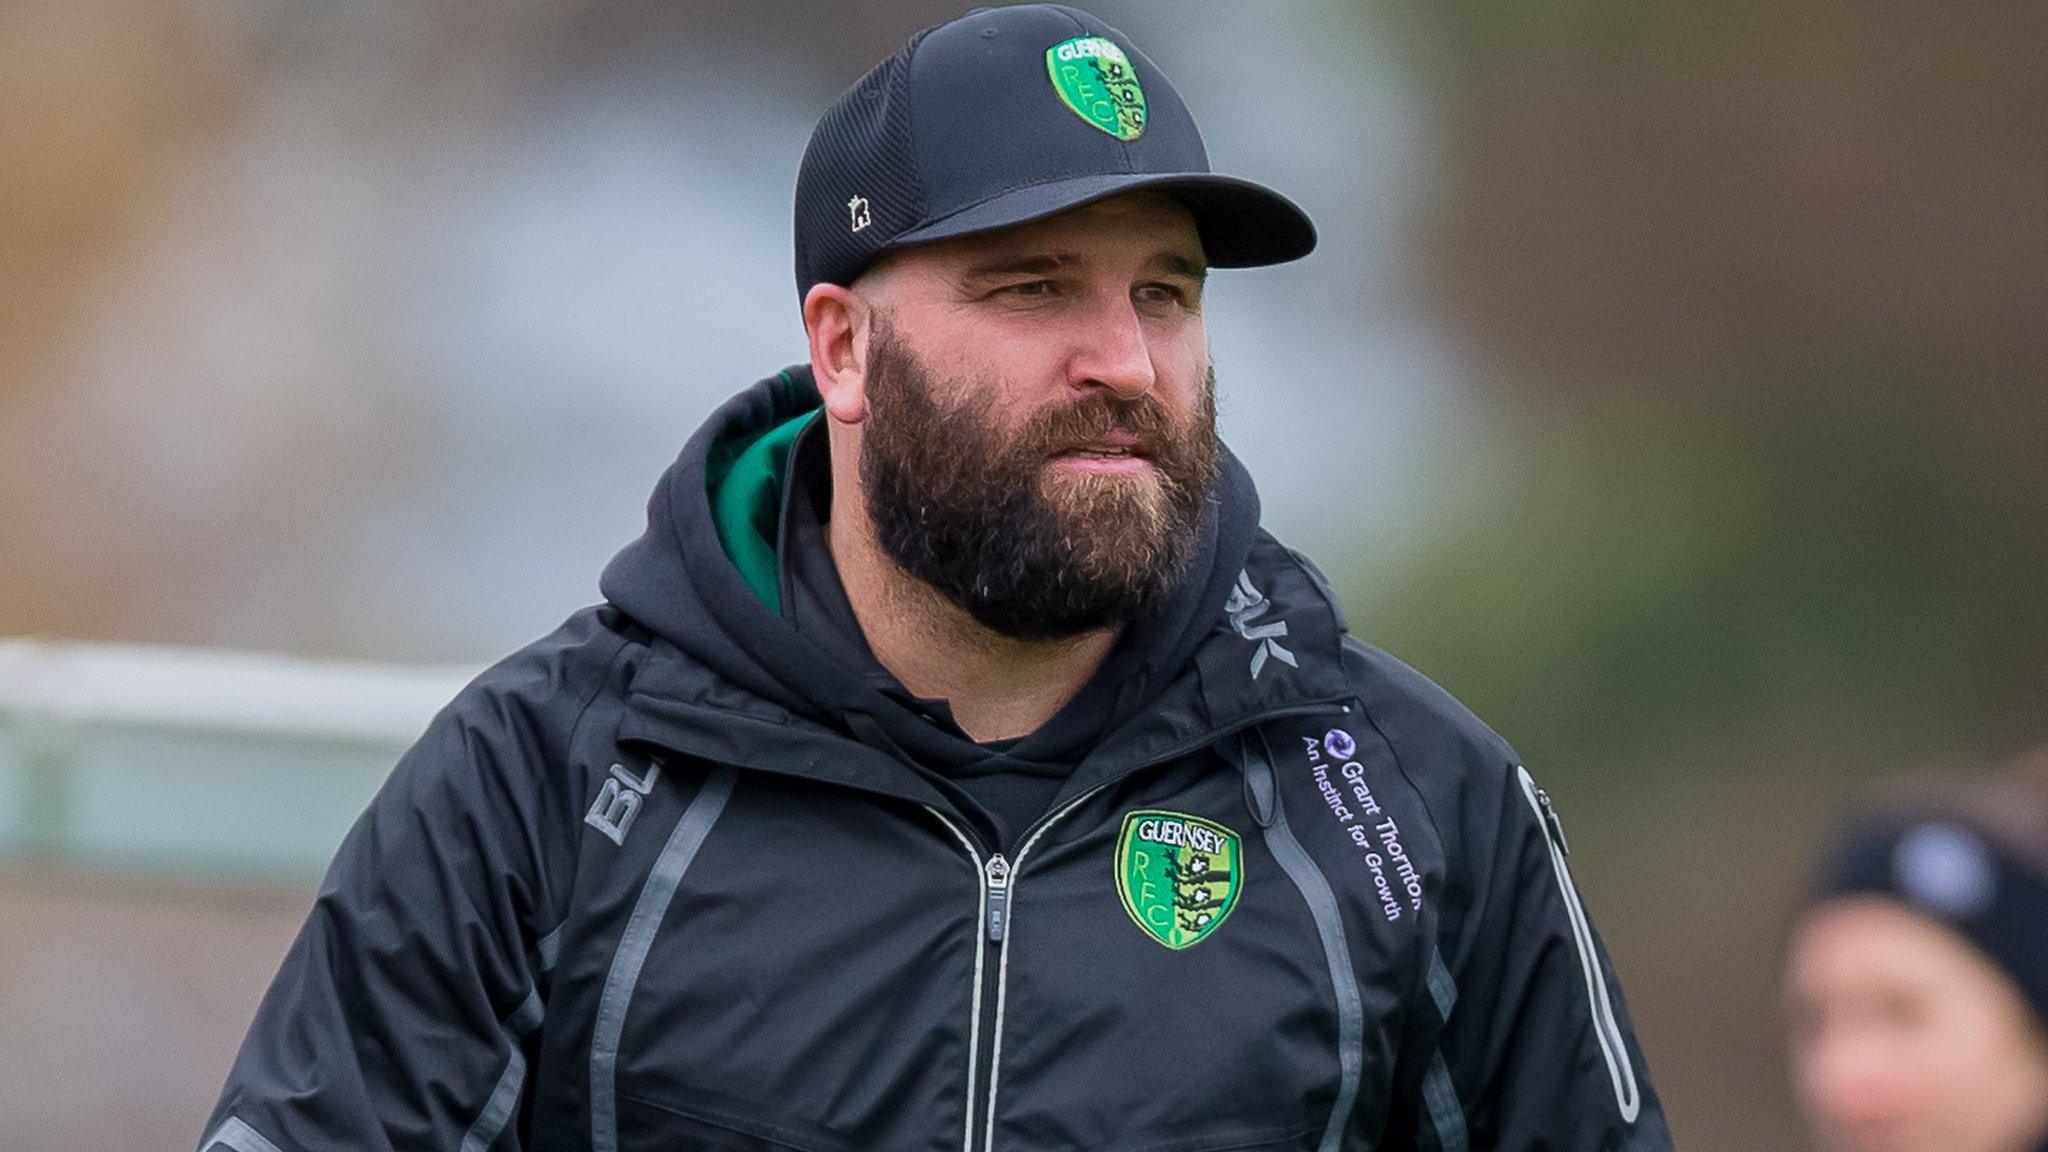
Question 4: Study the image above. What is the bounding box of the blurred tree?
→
[1338,3,2048,1147]
[1350,382,2044,781]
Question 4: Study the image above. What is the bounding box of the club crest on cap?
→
[1045,36,1146,141]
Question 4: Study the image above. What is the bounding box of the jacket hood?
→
[598,366,1351,805]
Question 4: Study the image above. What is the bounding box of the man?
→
[202,6,1674,1151]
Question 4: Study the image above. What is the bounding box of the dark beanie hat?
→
[1813,811,2048,1030]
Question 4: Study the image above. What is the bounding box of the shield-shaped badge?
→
[1115,810,1243,950]
[1044,36,1148,141]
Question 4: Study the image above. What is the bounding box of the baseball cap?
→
[793,3,1316,300]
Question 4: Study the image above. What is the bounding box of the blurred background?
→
[2,1,2043,1148]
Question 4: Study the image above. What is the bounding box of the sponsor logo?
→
[1225,570,1296,680]
[584,761,659,846]
[847,195,872,233]
[1323,728,1356,760]
[1115,810,1242,949]
[1045,35,1147,141]
[1299,733,1421,923]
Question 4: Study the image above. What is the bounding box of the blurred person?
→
[200,6,1671,1151]
[1786,752,2048,1152]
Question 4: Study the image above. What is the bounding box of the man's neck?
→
[827,498,1118,744]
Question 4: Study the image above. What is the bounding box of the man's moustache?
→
[1027,400,1179,457]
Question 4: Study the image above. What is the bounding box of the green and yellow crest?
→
[1115,810,1242,949]
[1045,35,1147,141]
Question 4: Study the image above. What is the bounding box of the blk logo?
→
[847,195,872,233]
[1225,570,1296,680]
[585,762,659,846]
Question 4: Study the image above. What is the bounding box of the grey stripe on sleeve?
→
[1420,1050,1469,1152]
[458,985,549,1152]
[588,766,738,1152]
[536,922,566,973]
[1419,892,1466,1149]
[1516,765,1642,1122]
[201,1116,287,1152]
[1427,947,1457,1021]
[508,986,545,1036]
[460,1043,529,1152]
[1238,735,1363,1152]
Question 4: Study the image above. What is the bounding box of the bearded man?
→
[202,6,1674,1152]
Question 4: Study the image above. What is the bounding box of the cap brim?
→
[886,172,1316,268]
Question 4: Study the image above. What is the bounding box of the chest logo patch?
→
[1116,810,1242,949]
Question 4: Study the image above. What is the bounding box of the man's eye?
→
[999,280,1057,298]
[1136,283,1190,306]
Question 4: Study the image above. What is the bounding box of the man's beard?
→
[859,323,1219,641]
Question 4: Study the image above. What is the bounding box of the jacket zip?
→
[983,854,1010,941]
[924,808,991,1152]
[925,698,1353,1152]
[972,788,1098,1152]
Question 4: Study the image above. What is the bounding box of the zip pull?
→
[984,854,1011,941]
[1536,788,1571,856]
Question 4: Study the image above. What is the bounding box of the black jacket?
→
[202,368,1674,1152]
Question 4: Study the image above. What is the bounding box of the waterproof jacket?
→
[202,368,1675,1152]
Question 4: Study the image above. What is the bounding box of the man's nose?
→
[1069,297,1157,399]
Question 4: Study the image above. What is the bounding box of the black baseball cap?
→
[793,3,1316,301]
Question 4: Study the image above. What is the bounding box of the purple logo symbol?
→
[1323,729,1356,760]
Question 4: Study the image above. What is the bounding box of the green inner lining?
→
[706,409,818,614]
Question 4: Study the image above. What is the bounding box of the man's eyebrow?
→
[959,251,1209,280]
[960,253,1083,279]
[1148,252,1208,280]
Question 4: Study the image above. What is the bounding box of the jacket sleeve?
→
[197,686,573,1152]
[1430,761,1675,1151]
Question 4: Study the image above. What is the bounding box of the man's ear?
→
[804,282,872,425]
